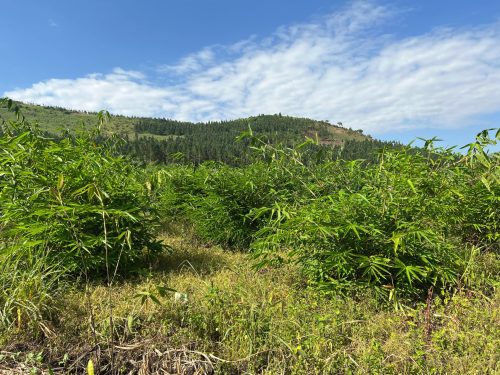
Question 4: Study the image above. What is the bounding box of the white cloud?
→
[6,1,500,134]
[158,48,216,75]
[6,68,177,117]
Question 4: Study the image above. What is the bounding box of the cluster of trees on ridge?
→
[0,100,399,166]
[126,114,397,165]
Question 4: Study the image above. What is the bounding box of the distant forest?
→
[0,101,400,166]
[124,114,398,165]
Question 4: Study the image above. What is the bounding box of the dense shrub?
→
[251,134,499,302]
[157,130,499,302]
[154,152,320,249]
[186,162,302,248]
[0,100,162,276]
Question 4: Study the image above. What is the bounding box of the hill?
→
[0,100,395,165]
[0,100,137,135]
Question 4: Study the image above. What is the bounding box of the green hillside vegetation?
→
[0,100,395,166]
[0,101,135,135]
[0,100,367,142]
[126,115,384,165]
[0,99,498,374]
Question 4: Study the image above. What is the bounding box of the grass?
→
[136,132,185,140]
[1,231,498,374]
[0,101,136,135]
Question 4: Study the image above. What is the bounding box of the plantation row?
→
[0,99,498,372]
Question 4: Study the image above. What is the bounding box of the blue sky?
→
[2,0,500,147]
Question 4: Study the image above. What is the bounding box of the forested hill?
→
[0,100,398,165]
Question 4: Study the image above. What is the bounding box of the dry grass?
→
[1,235,498,374]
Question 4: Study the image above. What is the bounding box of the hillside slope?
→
[0,100,366,140]
[0,100,136,134]
[0,100,391,165]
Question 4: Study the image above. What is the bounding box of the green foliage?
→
[0,99,162,277]
[0,99,498,373]
[251,133,498,301]
[128,114,391,165]
[153,142,324,248]
[0,100,135,135]
[155,128,499,302]
[1,100,392,166]
[186,161,299,248]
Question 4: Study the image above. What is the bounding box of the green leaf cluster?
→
[0,99,162,276]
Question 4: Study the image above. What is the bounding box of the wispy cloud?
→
[49,19,58,28]
[6,1,500,134]
[158,48,216,75]
[7,68,177,117]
